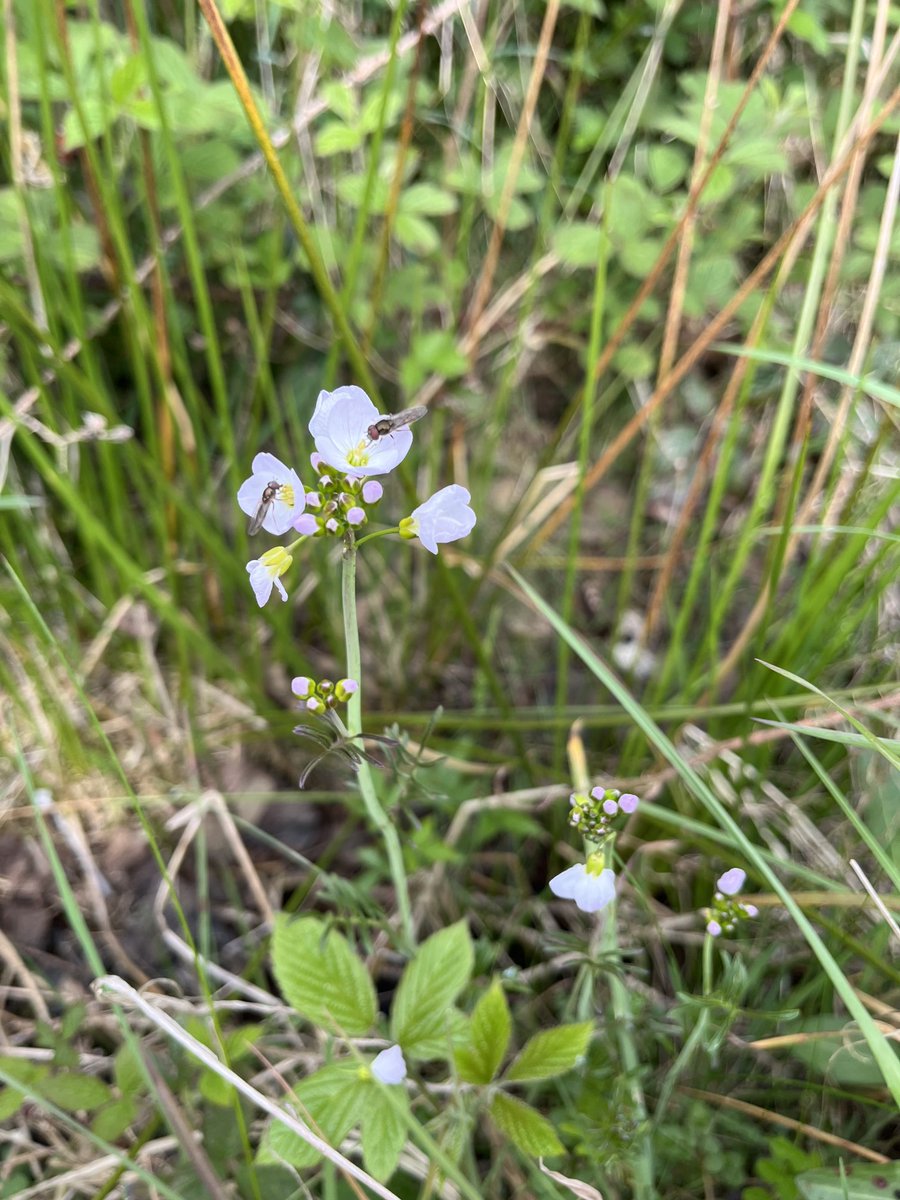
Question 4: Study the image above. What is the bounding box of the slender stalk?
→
[568,733,655,1197]
[342,537,414,947]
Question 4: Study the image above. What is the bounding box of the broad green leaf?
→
[798,1164,900,1200]
[272,915,376,1035]
[394,212,440,255]
[505,1021,592,1082]
[647,143,687,193]
[41,1072,113,1112]
[454,979,510,1084]
[400,183,457,216]
[552,222,603,269]
[390,920,474,1057]
[260,1065,367,1169]
[788,1015,900,1087]
[361,1087,409,1180]
[489,1092,563,1157]
[91,1097,138,1141]
[315,121,363,157]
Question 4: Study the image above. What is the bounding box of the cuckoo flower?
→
[399,485,476,554]
[246,547,292,606]
[549,854,617,914]
[309,386,414,478]
[237,453,305,535]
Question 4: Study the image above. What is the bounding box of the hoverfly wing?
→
[388,405,427,430]
[247,481,280,535]
[368,406,428,441]
[247,502,271,535]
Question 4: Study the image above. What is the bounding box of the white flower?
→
[246,547,292,606]
[237,453,305,535]
[401,485,476,554]
[371,1044,406,1085]
[716,868,746,897]
[309,386,413,478]
[549,862,616,914]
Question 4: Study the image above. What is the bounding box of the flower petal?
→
[309,386,375,439]
[247,560,273,607]
[371,1044,407,1085]
[409,484,476,552]
[717,868,746,896]
[251,451,291,477]
[549,863,587,900]
[571,868,616,913]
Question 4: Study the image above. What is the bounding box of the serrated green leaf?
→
[489,1091,563,1156]
[260,1066,368,1169]
[454,979,510,1083]
[40,1072,113,1112]
[400,183,457,216]
[315,121,363,157]
[390,921,473,1057]
[505,1021,592,1082]
[272,915,376,1035]
[361,1087,409,1181]
[394,212,440,255]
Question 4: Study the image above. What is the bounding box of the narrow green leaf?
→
[361,1087,409,1181]
[505,1021,593,1083]
[489,1092,564,1157]
[454,979,511,1084]
[271,915,376,1035]
[390,920,474,1057]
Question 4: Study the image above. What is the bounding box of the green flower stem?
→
[342,536,414,948]
[354,526,400,548]
[568,739,654,1197]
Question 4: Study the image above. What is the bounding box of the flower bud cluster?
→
[294,455,384,539]
[704,868,758,937]
[291,674,359,716]
[568,787,640,839]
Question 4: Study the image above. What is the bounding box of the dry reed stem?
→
[678,1086,891,1164]
[526,74,900,557]
[463,0,561,336]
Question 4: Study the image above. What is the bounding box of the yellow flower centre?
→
[346,440,371,468]
[278,483,295,507]
[260,546,293,577]
[585,852,606,877]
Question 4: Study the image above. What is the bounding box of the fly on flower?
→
[247,480,280,535]
[366,406,427,444]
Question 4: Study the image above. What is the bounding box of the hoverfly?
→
[248,480,280,535]
[366,405,427,443]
